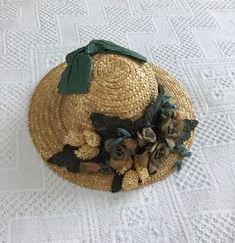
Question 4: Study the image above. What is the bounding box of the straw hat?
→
[29,40,198,192]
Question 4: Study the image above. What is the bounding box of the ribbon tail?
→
[92,39,147,62]
[58,63,74,95]
[75,53,93,93]
[58,52,92,94]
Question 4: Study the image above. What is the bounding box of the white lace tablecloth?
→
[0,0,235,242]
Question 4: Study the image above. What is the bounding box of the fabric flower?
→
[134,151,149,168]
[105,138,137,160]
[137,127,156,147]
[150,142,169,168]
[79,162,101,173]
[161,110,185,148]
[109,158,133,174]
[142,127,157,143]
[148,162,159,175]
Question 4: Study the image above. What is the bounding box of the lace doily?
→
[0,0,234,242]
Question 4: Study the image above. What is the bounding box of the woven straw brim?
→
[28,63,195,191]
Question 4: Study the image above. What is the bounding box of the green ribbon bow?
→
[58,39,147,94]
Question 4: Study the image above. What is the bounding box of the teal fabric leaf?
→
[117,128,132,138]
[177,145,192,157]
[160,96,176,112]
[108,137,125,151]
[144,121,152,127]
[176,160,183,171]
[170,145,192,157]
[58,39,147,94]
[161,95,171,105]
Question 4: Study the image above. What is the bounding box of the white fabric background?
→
[0,0,235,242]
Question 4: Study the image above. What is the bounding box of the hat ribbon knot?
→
[58,39,147,94]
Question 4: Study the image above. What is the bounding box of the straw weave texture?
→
[29,54,195,191]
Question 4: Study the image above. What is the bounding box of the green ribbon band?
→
[58,39,147,94]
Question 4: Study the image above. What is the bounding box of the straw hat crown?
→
[61,53,158,133]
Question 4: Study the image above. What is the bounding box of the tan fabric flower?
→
[150,142,169,168]
[124,138,138,152]
[161,110,185,148]
[137,127,156,147]
[74,144,99,160]
[137,132,146,147]
[148,162,159,175]
[134,151,149,168]
[79,162,101,173]
[109,158,133,174]
[122,170,139,191]
[175,110,185,120]
[64,130,86,146]
[105,138,137,160]
[142,127,156,143]
[83,130,101,147]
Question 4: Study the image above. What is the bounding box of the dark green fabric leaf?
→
[99,164,113,173]
[90,149,110,164]
[176,145,192,157]
[144,84,165,124]
[90,112,133,138]
[176,119,198,145]
[185,119,198,130]
[135,145,147,155]
[48,144,82,173]
[58,39,147,94]
[48,151,66,167]
[111,174,124,193]
[66,161,81,173]
[133,85,165,133]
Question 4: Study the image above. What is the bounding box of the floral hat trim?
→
[48,85,198,192]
